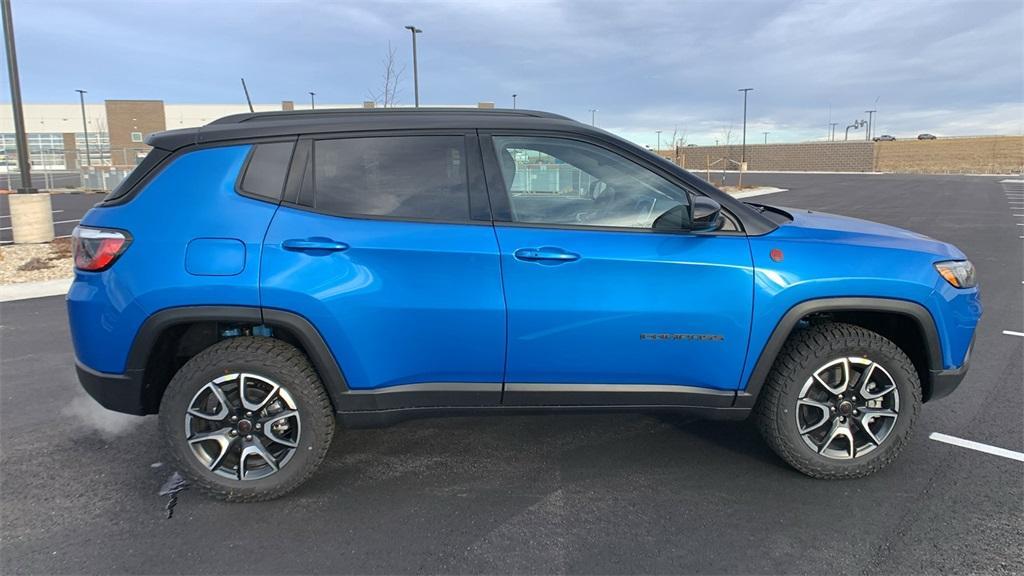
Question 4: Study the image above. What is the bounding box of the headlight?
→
[935,260,976,288]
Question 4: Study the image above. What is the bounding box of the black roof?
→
[147,107,589,151]
[142,106,779,236]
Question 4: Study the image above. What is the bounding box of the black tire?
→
[158,337,335,502]
[755,322,921,479]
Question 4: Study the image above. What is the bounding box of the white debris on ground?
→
[0,240,74,284]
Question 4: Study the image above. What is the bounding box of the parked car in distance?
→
[918,133,938,140]
[874,135,896,141]
[68,108,981,501]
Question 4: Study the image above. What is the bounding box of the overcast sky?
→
[5,0,1023,146]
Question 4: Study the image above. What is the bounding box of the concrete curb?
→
[731,187,789,198]
[0,278,72,302]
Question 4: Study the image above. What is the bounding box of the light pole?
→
[655,130,662,152]
[512,94,517,109]
[309,91,316,110]
[865,109,876,141]
[763,131,769,145]
[588,109,597,126]
[830,122,838,142]
[405,25,422,107]
[737,88,753,165]
[75,89,91,168]
[3,0,33,192]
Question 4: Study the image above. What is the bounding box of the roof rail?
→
[208,107,573,126]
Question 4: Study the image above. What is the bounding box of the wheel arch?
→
[128,306,349,414]
[736,297,943,408]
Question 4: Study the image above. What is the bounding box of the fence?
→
[0,148,149,192]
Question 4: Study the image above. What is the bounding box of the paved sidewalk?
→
[0,278,71,302]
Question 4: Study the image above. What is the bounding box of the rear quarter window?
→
[238,141,295,202]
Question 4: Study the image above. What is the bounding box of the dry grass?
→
[875,136,1023,174]
[17,257,54,272]
[50,237,73,260]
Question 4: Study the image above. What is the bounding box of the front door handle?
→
[514,247,580,263]
[282,238,349,253]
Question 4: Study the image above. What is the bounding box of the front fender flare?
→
[735,297,942,408]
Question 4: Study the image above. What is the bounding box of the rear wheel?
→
[755,322,921,478]
[158,337,335,501]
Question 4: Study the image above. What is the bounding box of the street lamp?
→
[75,89,91,168]
[2,0,33,192]
[737,88,753,165]
[763,131,769,145]
[309,91,316,110]
[830,122,838,142]
[865,109,876,141]
[588,109,597,126]
[405,25,422,107]
[512,94,517,109]
[655,130,662,152]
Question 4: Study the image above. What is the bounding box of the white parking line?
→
[929,433,1024,462]
[1002,330,1024,337]
[52,219,80,225]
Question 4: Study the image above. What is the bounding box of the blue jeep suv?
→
[68,108,981,501]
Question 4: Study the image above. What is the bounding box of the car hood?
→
[764,205,966,260]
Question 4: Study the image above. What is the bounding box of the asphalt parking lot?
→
[1,173,1021,574]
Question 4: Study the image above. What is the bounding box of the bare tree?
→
[367,42,406,108]
[667,125,689,149]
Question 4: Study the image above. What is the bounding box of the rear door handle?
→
[514,247,580,263]
[282,238,349,253]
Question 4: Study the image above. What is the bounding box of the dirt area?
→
[0,238,74,284]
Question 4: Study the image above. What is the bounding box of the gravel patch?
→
[0,239,74,284]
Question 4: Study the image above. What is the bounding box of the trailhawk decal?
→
[640,333,725,342]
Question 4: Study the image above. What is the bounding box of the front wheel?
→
[755,322,922,478]
[158,337,335,501]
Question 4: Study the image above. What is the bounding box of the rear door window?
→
[312,136,470,221]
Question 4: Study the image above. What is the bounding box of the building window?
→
[130,132,143,143]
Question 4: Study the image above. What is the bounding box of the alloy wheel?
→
[795,357,900,460]
[184,373,301,480]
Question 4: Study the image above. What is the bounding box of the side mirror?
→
[651,197,723,232]
[689,196,722,232]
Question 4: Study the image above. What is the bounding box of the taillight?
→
[72,226,131,271]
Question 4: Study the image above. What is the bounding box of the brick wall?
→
[660,141,876,172]
[105,100,166,166]
[61,132,77,169]
[660,136,1023,174]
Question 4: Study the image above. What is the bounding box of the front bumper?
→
[927,335,973,402]
[75,360,148,415]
